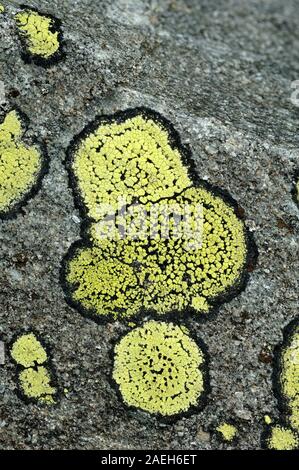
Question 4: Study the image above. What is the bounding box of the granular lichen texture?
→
[0,110,44,218]
[10,333,57,405]
[112,321,207,417]
[264,319,299,450]
[266,426,298,451]
[11,332,47,368]
[15,7,63,65]
[63,108,252,322]
[216,423,238,442]
[0,4,4,14]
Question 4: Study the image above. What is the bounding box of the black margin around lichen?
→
[261,316,299,450]
[15,5,65,67]
[9,329,60,406]
[212,418,240,446]
[108,320,211,424]
[61,106,258,325]
[0,107,49,221]
[291,169,299,209]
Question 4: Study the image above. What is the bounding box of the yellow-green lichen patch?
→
[66,244,143,320]
[112,321,207,417]
[264,415,272,425]
[266,425,298,451]
[63,108,251,322]
[216,423,238,442]
[19,366,56,404]
[280,323,299,432]
[10,332,57,405]
[0,110,44,217]
[10,332,47,368]
[0,4,5,14]
[70,111,191,220]
[263,319,299,450]
[15,8,63,64]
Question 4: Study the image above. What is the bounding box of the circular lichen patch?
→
[266,425,298,450]
[216,422,238,442]
[10,332,47,368]
[112,321,208,417]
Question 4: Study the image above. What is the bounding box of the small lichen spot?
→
[10,333,47,368]
[15,8,63,64]
[216,423,238,442]
[10,332,57,405]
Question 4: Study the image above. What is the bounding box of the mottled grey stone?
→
[0,0,298,450]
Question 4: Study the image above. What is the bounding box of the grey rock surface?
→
[0,0,298,450]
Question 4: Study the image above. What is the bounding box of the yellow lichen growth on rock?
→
[63,108,250,321]
[264,415,272,425]
[112,321,207,417]
[19,366,56,404]
[15,8,62,62]
[10,332,47,368]
[0,110,43,217]
[281,326,299,432]
[10,332,57,405]
[266,425,298,451]
[0,4,5,14]
[216,423,238,442]
[264,320,299,450]
[71,113,191,219]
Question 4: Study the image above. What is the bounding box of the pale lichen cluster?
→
[10,333,57,405]
[65,110,247,321]
[113,321,206,416]
[0,110,43,217]
[15,8,61,61]
[265,322,299,450]
[62,108,251,418]
[216,423,238,442]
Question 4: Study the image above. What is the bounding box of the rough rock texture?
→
[0,0,298,450]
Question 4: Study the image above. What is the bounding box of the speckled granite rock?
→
[0,0,298,450]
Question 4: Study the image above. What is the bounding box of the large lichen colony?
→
[0,110,43,217]
[0,1,297,439]
[63,109,248,321]
[265,321,299,450]
[10,333,57,405]
[113,321,206,416]
[15,8,62,62]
